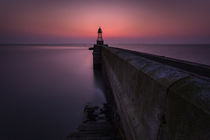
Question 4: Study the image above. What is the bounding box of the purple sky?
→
[0,0,210,44]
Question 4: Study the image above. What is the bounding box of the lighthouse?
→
[91,27,108,68]
[97,27,104,45]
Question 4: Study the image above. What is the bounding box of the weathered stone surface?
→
[68,103,117,140]
[101,46,210,140]
[167,76,210,140]
[68,122,115,140]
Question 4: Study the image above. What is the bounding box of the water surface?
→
[0,46,105,140]
[112,44,210,65]
[1,44,210,140]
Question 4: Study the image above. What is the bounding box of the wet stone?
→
[67,104,117,140]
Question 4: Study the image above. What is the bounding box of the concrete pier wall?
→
[100,46,210,140]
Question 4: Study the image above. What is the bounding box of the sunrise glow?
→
[0,0,210,43]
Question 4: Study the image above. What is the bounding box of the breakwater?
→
[93,44,210,140]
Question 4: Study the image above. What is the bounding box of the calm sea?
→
[0,45,106,140]
[0,44,209,140]
[112,44,210,65]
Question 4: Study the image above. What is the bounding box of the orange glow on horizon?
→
[1,0,210,43]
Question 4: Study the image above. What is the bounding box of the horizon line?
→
[0,42,210,46]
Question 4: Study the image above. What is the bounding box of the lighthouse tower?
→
[92,27,108,69]
[97,27,104,45]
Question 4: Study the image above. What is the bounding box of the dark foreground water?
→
[113,44,210,66]
[0,44,210,140]
[0,46,106,140]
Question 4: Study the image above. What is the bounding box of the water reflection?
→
[0,46,106,140]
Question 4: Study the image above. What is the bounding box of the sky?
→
[0,0,210,44]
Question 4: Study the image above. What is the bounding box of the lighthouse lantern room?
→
[97,27,104,45]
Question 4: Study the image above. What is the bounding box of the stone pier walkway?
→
[67,104,117,140]
[68,122,115,140]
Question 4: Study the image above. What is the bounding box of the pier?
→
[70,28,210,140]
[97,45,210,140]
